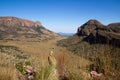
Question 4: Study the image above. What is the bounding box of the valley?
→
[0,17,120,80]
[0,37,90,80]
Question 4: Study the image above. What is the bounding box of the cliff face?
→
[108,23,120,33]
[77,19,120,47]
[77,20,105,36]
[0,17,41,27]
[0,16,58,41]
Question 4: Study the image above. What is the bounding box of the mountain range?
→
[57,32,74,37]
[0,16,120,46]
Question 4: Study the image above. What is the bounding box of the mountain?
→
[77,19,120,47]
[57,20,120,77]
[57,32,74,37]
[57,19,120,55]
[0,16,59,41]
[77,19,105,36]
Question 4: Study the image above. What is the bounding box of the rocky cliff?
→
[0,16,58,41]
[0,16,41,27]
[77,19,105,36]
[77,19,120,47]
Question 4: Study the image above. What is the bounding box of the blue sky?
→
[0,0,120,33]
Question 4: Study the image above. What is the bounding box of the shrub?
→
[15,61,32,75]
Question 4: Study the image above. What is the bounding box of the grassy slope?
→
[0,36,89,80]
[57,35,120,79]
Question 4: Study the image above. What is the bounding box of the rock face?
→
[77,19,105,36]
[77,19,120,47]
[0,16,41,27]
[108,23,120,33]
[0,16,58,41]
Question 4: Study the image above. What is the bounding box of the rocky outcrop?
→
[77,19,105,36]
[0,16,41,27]
[108,23,120,33]
[77,19,120,47]
[84,30,120,47]
[0,16,58,41]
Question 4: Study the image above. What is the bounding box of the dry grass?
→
[0,36,90,80]
[0,50,21,80]
[0,67,19,80]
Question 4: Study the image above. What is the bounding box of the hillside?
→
[57,19,120,79]
[0,16,59,41]
[58,19,120,54]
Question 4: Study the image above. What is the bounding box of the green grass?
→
[36,65,54,80]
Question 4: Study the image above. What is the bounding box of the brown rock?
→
[77,19,104,36]
[0,16,59,40]
[77,19,120,47]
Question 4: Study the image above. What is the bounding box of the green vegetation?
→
[0,45,29,80]
[15,61,32,75]
[0,45,28,60]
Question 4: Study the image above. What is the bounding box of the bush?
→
[15,61,32,75]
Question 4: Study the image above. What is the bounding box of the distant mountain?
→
[0,16,59,41]
[58,32,74,37]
